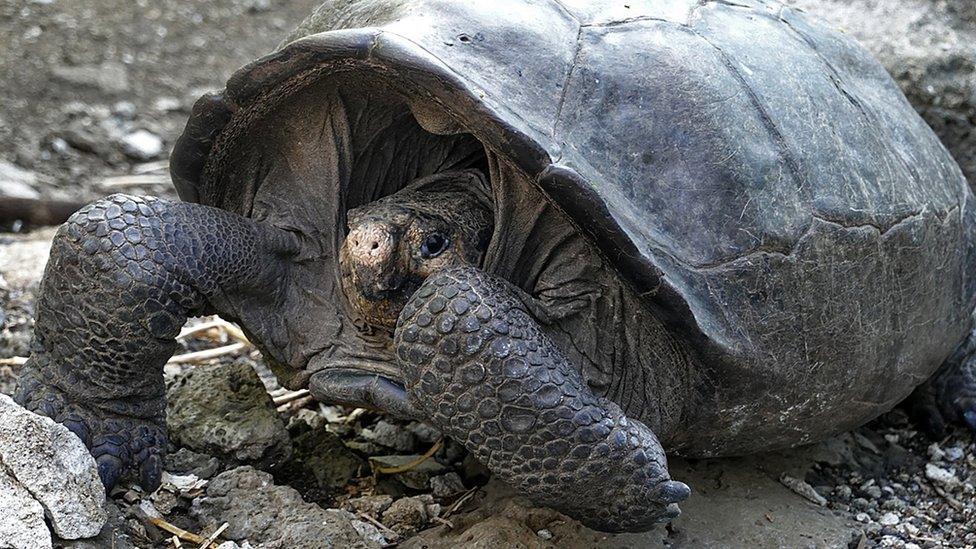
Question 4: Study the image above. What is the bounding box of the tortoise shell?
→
[170,0,975,454]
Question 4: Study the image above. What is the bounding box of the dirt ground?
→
[1,1,975,548]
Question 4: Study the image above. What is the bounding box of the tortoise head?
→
[339,171,493,330]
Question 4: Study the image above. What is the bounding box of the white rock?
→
[924,463,960,489]
[0,160,40,199]
[879,512,900,526]
[779,474,827,506]
[120,130,163,160]
[0,394,107,539]
[0,469,53,549]
[944,446,965,462]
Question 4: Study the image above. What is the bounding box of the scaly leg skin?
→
[394,266,689,532]
[908,329,976,437]
[14,194,297,491]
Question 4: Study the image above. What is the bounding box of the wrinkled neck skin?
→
[338,171,493,333]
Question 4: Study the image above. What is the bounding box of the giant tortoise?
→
[15,0,976,532]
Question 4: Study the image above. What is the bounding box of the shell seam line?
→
[688,27,806,187]
[552,24,585,139]
[691,207,944,272]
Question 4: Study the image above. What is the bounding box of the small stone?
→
[852,497,870,510]
[855,512,870,523]
[165,448,221,479]
[834,485,852,499]
[0,394,106,539]
[111,101,136,119]
[537,529,553,540]
[407,422,442,444]
[288,408,326,432]
[346,495,394,516]
[863,485,882,499]
[879,512,900,526]
[51,61,129,94]
[120,130,164,160]
[361,420,418,452]
[430,472,466,498]
[944,446,965,461]
[924,463,960,489]
[381,495,438,537]
[779,474,826,506]
[152,97,182,112]
[243,0,271,13]
[927,443,945,461]
[0,160,40,199]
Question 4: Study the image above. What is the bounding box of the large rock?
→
[785,0,976,184]
[0,469,52,549]
[190,466,380,548]
[166,359,291,469]
[0,394,107,540]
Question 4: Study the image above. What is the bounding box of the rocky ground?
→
[2,0,976,547]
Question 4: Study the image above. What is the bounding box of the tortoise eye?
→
[421,233,450,259]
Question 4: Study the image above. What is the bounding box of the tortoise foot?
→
[908,330,976,437]
[15,367,166,491]
[395,266,689,533]
[14,194,297,491]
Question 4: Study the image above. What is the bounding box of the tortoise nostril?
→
[371,242,379,250]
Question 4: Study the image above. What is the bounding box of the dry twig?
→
[149,517,217,548]
[167,343,246,364]
[0,357,27,366]
[357,511,399,539]
[443,486,480,519]
[372,439,444,475]
[198,522,229,549]
[272,389,311,406]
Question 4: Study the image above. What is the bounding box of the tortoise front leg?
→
[394,266,689,532]
[15,194,298,491]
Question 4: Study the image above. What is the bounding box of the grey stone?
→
[190,466,379,548]
[119,130,163,161]
[166,360,291,470]
[430,472,466,498]
[361,420,418,452]
[381,495,439,537]
[50,62,130,94]
[0,394,106,539]
[164,447,221,479]
[0,468,52,549]
[924,463,960,488]
[879,512,900,526]
[346,494,394,516]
